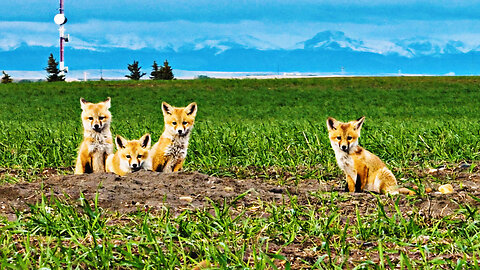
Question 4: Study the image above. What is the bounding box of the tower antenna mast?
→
[54,0,69,75]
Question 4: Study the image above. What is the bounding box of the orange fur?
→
[145,102,197,172]
[74,97,113,174]
[106,134,151,176]
[326,116,404,194]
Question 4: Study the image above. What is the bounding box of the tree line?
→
[2,54,175,83]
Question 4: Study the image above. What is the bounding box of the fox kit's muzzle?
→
[131,163,141,172]
[93,124,102,132]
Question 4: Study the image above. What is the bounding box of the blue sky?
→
[2,0,480,53]
[3,0,480,77]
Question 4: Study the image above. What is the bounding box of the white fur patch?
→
[119,158,130,173]
[142,159,152,170]
[85,130,113,155]
[332,143,356,181]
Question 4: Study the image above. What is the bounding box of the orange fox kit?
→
[326,116,404,194]
[106,134,151,176]
[145,102,197,172]
[74,97,113,174]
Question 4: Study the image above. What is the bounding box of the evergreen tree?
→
[150,61,161,80]
[1,71,13,84]
[125,60,146,80]
[158,59,174,80]
[45,53,65,82]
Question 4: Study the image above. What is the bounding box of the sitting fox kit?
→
[75,97,113,174]
[106,134,151,176]
[146,102,197,172]
[327,116,401,194]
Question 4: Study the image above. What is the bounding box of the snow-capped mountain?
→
[177,35,280,55]
[3,30,480,76]
[302,31,372,52]
[394,38,474,56]
[300,31,476,58]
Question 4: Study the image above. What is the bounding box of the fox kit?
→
[75,98,113,174]
[145,102,197,172]
[106,134,151,176]
[326,116,406,195]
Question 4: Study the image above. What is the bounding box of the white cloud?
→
[3,18,480,55]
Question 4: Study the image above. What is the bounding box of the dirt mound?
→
[1,169,480,222]
[0,171,326,220]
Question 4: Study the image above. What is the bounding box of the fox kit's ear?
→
[80,98,88,110]
[103,97,111,109]
[185,102,197,116]
[354,116,365,130]
[326,117,338,131]
[162,102,173,115]
[115,135,127,149]
[139,133,151,149]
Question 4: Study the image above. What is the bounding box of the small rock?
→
[179,196,193,203]
[438,184,454,194]
[459,163,471,169]
[269,187,283,194]
[224,186,233,192]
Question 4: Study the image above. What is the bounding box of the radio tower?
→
[54,0,69,75]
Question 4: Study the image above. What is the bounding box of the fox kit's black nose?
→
[341,145,348,152]
[131,163,141,172]
[94,124,100,130]
[178,130,183,135]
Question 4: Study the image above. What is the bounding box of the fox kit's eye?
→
[347,136,353,140]
[172,122,177,125]
[336,136,341,140]
[99,116,105,120]
[88,117,93,120]
[126,155,131,159]
[182,121,187,125]
[137,154,142,158]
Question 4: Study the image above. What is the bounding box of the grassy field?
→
[1,77,480,268]
[1,77,480,178]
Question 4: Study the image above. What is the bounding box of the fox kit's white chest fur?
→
[165,134,189,160]
[86,130,113,154]
[333,145,356,181]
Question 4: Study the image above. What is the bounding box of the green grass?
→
[2,77,480,268]
[1,77,480,178]
[2,192,480,269]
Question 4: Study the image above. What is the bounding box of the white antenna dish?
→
[54,13,67,25]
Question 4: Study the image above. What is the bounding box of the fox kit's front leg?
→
[172,158,185,172]
[92,152,106,172]
[74,155,86,175]
[75,142,90,174]
[346,174,356,192]
[162,158,175,173]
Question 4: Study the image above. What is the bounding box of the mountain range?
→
[2,31,480,76]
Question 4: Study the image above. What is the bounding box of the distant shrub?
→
[151,60,174,80]
[1,71,13,84]
[45,53,65,82]
[125,60,146,80]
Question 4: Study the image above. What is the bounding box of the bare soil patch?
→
[0,170,327,220]
[1,168,480,221]
[1,168,480,268]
